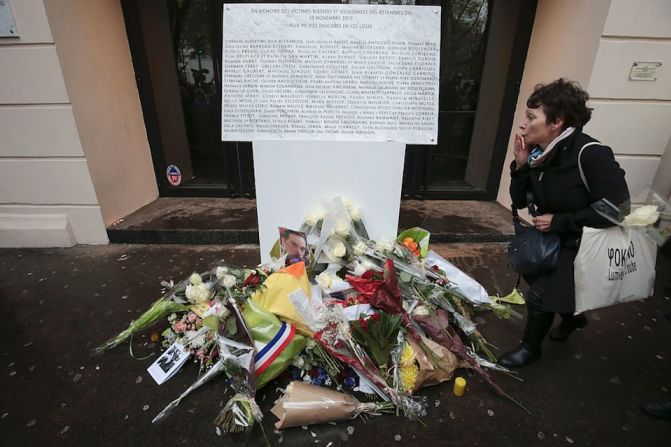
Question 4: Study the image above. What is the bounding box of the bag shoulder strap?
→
[577,141,602,194]
[511,191,537,218]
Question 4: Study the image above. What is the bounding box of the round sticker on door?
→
[166,165,182,186]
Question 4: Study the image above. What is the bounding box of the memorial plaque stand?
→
[222,4,441,259]
[253,140,405,262]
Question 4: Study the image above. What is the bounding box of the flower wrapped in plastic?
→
[411,305,529,413]
[396,332,464,394]
[397,227,431,258]
[349,310,401,371]
[153,298,263,434]
[271,381,393,429]
[250,261,316,335]
[308,196,370,269]
[242,299,307,389]
[92,275,199,354]
[311,302,427,421]
[591,189,671,247]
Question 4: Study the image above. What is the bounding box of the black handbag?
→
[507,193,561,275]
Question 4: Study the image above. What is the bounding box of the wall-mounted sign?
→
[166,165,182,186]
[629,62,662,81]
[0,0,19,38]
[221,3,441,144]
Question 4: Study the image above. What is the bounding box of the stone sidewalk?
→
[0,243,669,446]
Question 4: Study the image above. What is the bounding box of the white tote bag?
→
[574,225,657,314]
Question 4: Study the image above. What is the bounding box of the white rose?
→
[291,356,305,369]
[332,241,347,258]
[353,241,368,256]
[349,207,362,221]
[335,220,350,237]
[222,274,237,288]
[622,205,660,227]
[341,197,353,212]
[316,271,334,289]
[215,266,229,278]
[376,237,394,253]
[353,263,367,277]
[412,305,431,317]
[189,273,203,286]
[305,212,320,226]
[307,206,325,223]
[185,284,199,303]
[186,283,211,304]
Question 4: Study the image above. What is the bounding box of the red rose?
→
[243,272,261,288]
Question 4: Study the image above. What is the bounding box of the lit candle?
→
[453,376,467,397]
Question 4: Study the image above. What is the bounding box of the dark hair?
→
[281,229,306,243]
[527,78,592,129]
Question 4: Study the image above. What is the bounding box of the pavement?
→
[0,242,669,447]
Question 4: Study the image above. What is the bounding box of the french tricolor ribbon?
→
[254,322,295,376]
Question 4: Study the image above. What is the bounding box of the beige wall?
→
[0,0,106,246]
[585,0,671,203]
[496,0,671,209]
[43,0,158,226]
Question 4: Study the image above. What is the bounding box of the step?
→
[107,197,514,244]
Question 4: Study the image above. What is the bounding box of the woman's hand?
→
[532,214,553,232]
[513,133,531,170]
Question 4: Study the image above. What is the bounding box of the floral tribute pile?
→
[95,197,526,436]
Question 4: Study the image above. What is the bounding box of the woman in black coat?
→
[498,79,630,368]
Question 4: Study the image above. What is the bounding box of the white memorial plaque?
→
[0,0,19,37]
[222,3,440,144]
[628,62,662,81]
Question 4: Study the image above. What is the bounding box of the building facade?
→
[0,0,669,247]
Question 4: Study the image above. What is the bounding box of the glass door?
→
[122,0,535,199]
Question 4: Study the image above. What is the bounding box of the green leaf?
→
[224,315,238,337]
[491,288,525,305]
[203,315,218,331]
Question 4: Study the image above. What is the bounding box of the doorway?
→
[122,0,536,199]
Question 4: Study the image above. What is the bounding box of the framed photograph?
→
[147,342,190,385]
[278,227,309,266]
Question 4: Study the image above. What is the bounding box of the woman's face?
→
[519,106,561,149]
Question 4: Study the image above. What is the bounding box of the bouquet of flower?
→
[396,333,463,394]
[242,299,307,389]
[591,189,671,247]
[212,298,263,434]
[289,338,343,384]
[271,381,393,429]
[153,299,262,434]
[397,227,430,258]
[350,310,401,371]
[311,302,427,420]
[161,310,219,371]
[92,276,196,354]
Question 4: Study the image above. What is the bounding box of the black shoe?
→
[499,309,553,368]
[641,398,671,419]
[498,343,541,368]
[549,314,588,342]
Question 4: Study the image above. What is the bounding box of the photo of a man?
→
[157,345,181,373]
[279,228,308,265]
